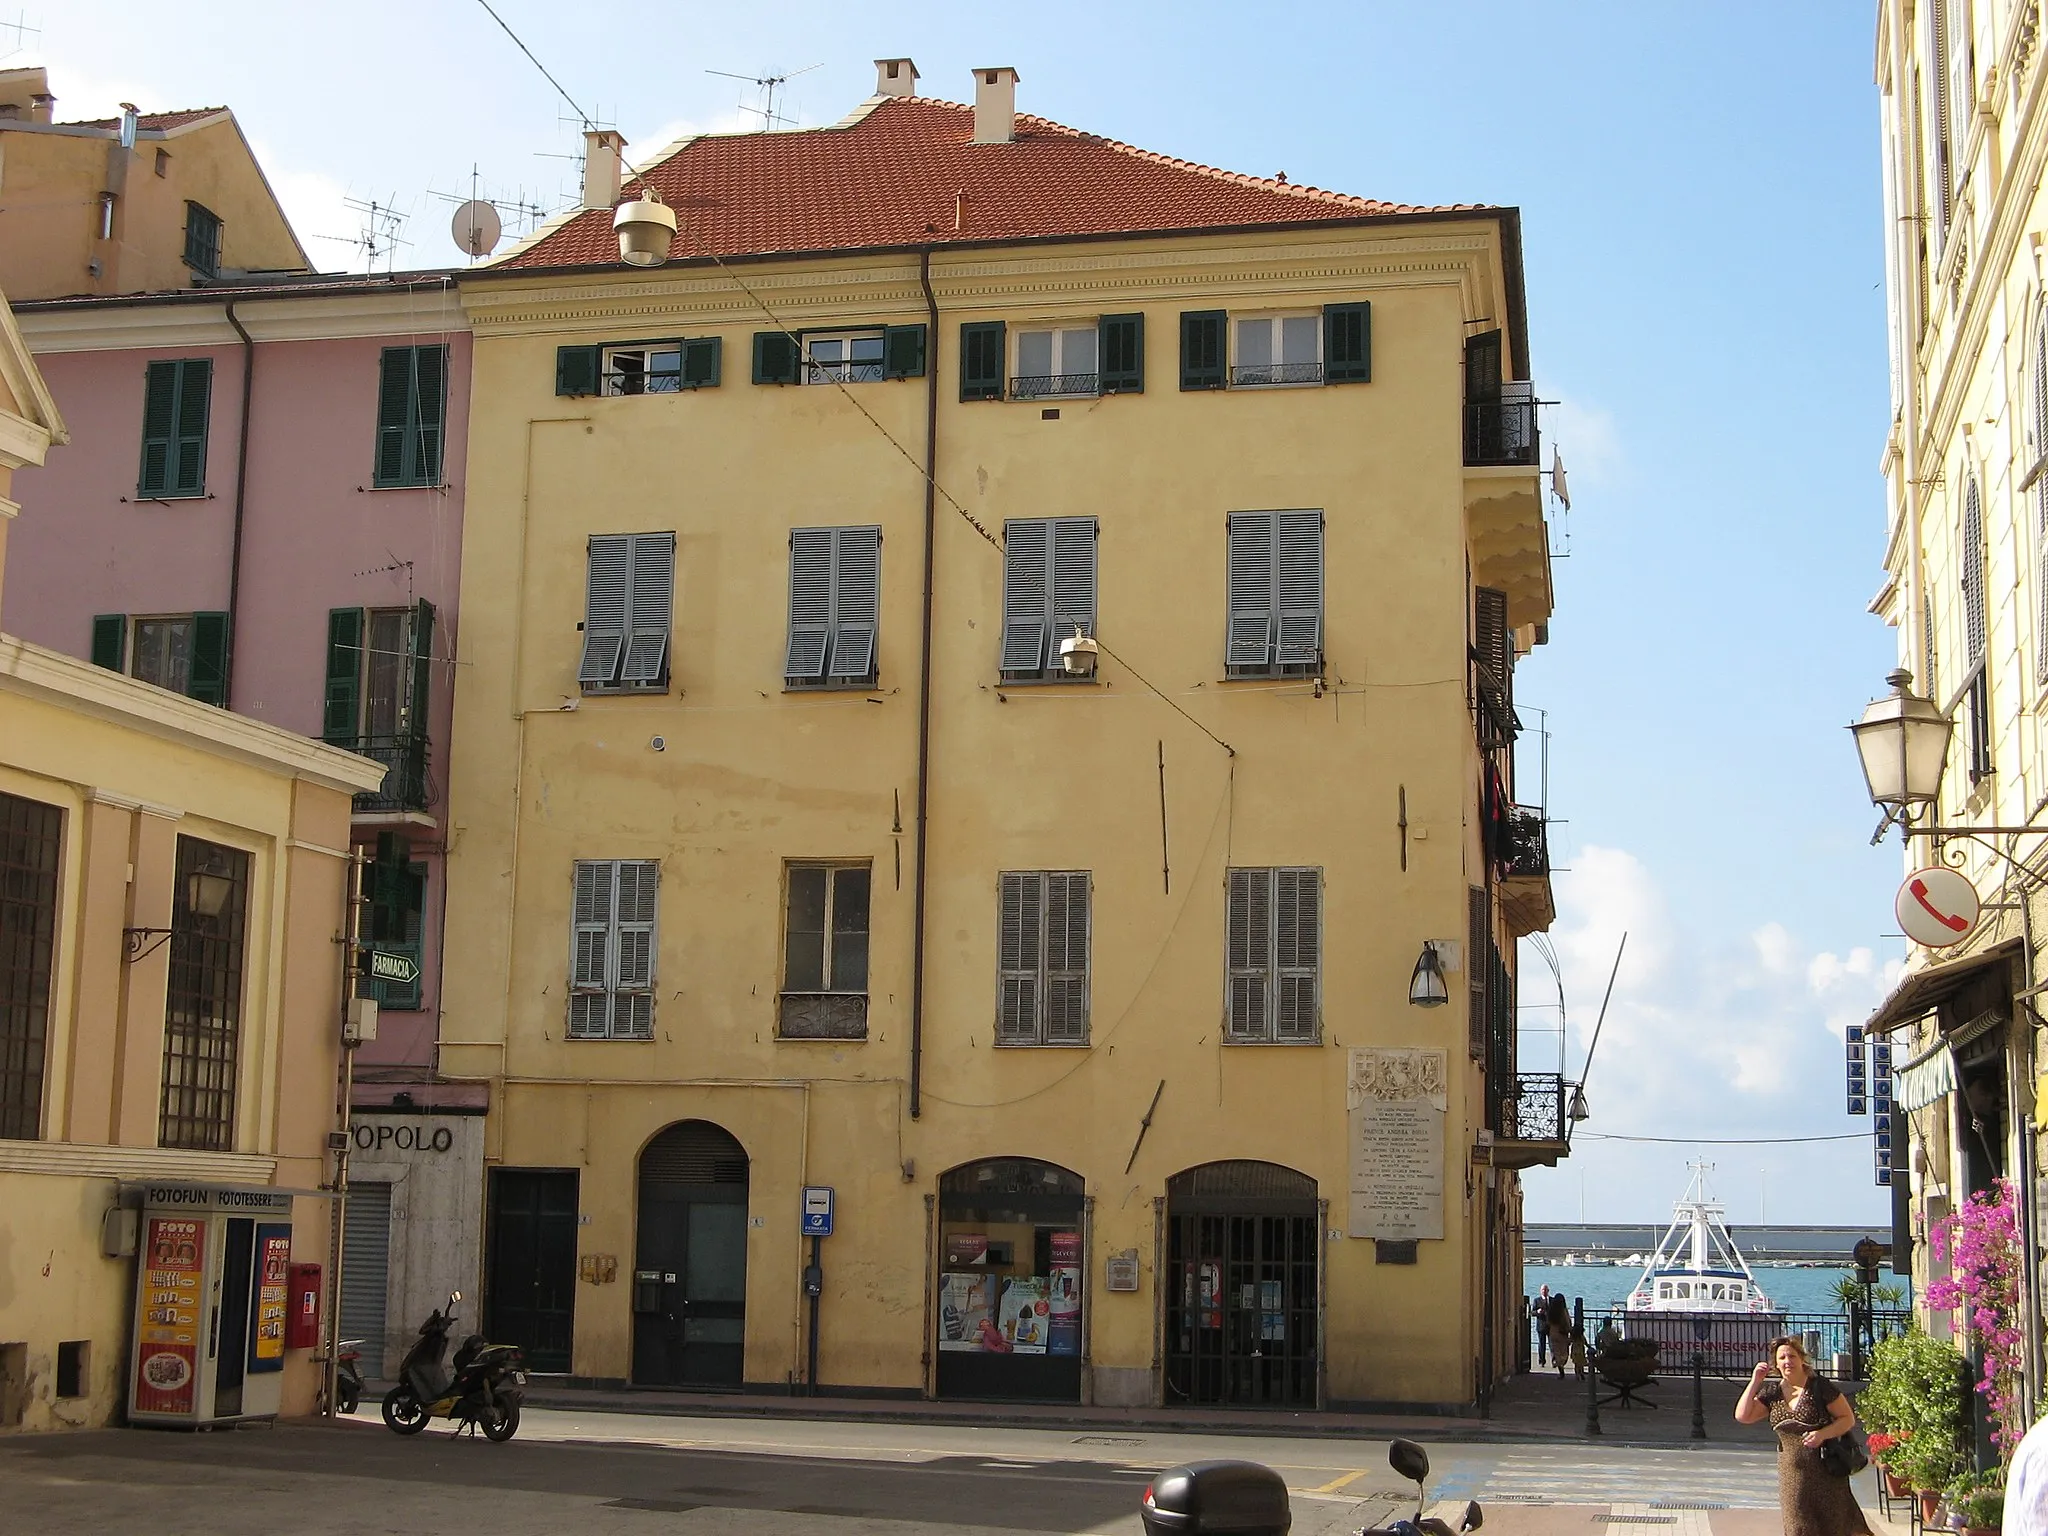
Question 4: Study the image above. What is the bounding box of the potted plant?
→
[1860,1329,1968,1517]
[1867,1432,1912,1499]
[1593,1335,1658,1388]
[1945,1472,2004,1536]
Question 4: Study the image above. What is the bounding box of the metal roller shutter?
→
[340,1182,393,1379]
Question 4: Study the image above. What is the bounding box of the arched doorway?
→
[633,1120,749,1387]
[936,1157,1085,1402]
[1164,1160,1319,1407]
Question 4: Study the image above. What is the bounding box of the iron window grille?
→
[801,330,887,384]
[569,859,658,1040]
[0,792,61,1140]
[159,837,251,1151]
[1011,325,1100,399]
[1225,867,1321,1043]
[780,863,870,1039]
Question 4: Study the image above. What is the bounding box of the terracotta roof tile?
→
[57,107,229,132]
[498,96,1481,271]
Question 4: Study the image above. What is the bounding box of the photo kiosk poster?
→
[130,1184,295,1427]
[936,1159,1084,1401]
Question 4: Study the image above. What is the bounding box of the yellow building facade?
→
[0,288,386,1431]
[442,72,1557,1410]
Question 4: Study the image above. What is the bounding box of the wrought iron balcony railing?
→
[1496,1072,1567,1143]
[1231,362,1325,387]
[1464,396,1540,467]
[339,732,433,814]
[1503,805,1549,879]
[1011,372,1101,399]
[779,991,868,1039]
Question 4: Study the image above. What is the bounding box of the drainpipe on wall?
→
[910,247,939,1120]
[222,301,256,709]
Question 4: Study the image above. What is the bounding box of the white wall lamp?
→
[614,192,677,267]
[1058,625,1099,678]
[1568,1085,1590,1123]
[1408,941,1449,1007]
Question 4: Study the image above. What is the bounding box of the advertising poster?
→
[134,1216,206,1416]
[944,1233,990,1267]
[1047,1232,1082,1357]
[938,1272,998,1352]
[999,1276,1049,1354]
[251,1226,291,1371]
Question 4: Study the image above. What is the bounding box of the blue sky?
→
[27,1,1903,1226]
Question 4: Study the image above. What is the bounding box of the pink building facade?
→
[6,275,476,1120]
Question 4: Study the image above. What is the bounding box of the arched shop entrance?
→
[633,1120,749,1387]
[936,1158,1086,1401]
[1164,1160,1320,1407]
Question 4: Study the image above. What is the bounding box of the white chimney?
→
[582,129,624,211]
[119,102,138,150]
[29,90,54,125]
[874,58,919,98]
[971,67,1019,145]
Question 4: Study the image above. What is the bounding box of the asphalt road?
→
[0,1404,1854,1536]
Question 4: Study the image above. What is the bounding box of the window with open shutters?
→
[579,533,675,693]
[373,345,447,487]
[1225,867,1320,1043]
[137,359,211,498]
[1225,511,1323,676]
[1962,477,1992,782]
[95,611,228,704]
[568,859,658,1040]
[1468,886,1489,1061]
[784,526,881,687]
[1000,517,1097,678]
[1473,587,1515,749]
[996,871,1091,1046]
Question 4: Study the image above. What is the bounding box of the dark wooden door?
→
[486,1169,578,1372]
[633,1122,748,1387]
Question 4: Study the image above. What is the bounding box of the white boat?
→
[1624,1163,1776,1314]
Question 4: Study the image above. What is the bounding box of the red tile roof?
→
[498,96,1481,271]
[58,108,229,133]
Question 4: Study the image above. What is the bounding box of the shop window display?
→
[936,1158,1085,1401]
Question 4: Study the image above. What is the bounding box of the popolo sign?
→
[1895,866,1981,949]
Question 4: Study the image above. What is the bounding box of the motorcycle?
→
[1364,1440,1483,1536]
[380,1290,527,1442]
[335,1338,364,1415]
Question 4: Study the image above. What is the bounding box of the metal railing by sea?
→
[1598,1307,1913,1378]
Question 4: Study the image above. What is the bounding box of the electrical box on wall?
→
[102,1206,139,1258]
[344,997,379,1045]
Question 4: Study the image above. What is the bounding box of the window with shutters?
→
[134,616,195,694]
[780,863,870,1039]
[961,320,1006,401]
[554,337,722,396]
[802,329,886,384]
[137,358,211,498]
[97,612,231,705]
[1467,887,1490,1062]
[1231,313,1323,387]
[1000,517,1097,680]
[159,837,251,1150]
[1225,867,1321,1044]
[182,202,222,276]
[1224,511,1323,677]
[578,533,675,693]
[323,603,436,811]
[568,860,658,1040]
[1961,476,1992,782]
[0,791,61,1141]
[995,871,1091,1046]
[1012,325,1100,399]
[2035,313,2048,691]
[363,837,426,1011]
[784,526,881,688]
[372,345,447,488]
[1472,587,1516,749]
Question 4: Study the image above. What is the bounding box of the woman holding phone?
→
[1735,1334,1871,1536]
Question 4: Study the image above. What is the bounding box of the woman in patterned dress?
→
[1734,1335,1872,1536]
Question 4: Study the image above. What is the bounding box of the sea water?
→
[1522,1262,1912,1317]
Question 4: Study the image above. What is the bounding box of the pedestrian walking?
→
[1531,1284,1552,1366]
[1734,1334,1870,1536]
[1568,1321,1587,1379]
[1546,1292,1571,1377]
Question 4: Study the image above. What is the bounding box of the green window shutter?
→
[883,324,927,380]
[171,359,211,495]
[374,346,444,487]
[412,344,447,483]
[682,336,722,389]
[91,614,127,671]
[960,320,1005,401]
[405,599,435,738]
[1099,314,1144,394]
[374,347,409,484]
[753,331,798,385]
[188,611,229,706]
[139,362,178,495]
[556,345,601,397]
[324,607,365,742]
[1180,311,1226,390]
[1323,302,1372,384]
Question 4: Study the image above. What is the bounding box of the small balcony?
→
[1498,804,1555,937]
[1484,1072,1572,1170]
[779,992,868,1039]
[338,732,433,817]
[1231,362,1325,387]
[1464,394,1539,467]
[1011,372,1101,399]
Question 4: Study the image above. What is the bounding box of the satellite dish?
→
[450,199,502,259]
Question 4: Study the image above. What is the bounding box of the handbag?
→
[1817,1429,1870,1478]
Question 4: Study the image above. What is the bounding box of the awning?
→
[1864,937,2022,1036]
[1895,1040,1958,1112]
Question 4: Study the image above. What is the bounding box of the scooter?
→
[380,1290,527,1442]
[335,1339,364,1415]
[1363,1440,1484,1536]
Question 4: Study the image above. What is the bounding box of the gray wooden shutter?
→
[1473,586,1512,747]
[1273,512,1323,666]
[997,871,1042,1043]
[1273,867,1320,1042]
[1099,313,1143,394]
[612,860,658,1038]
[1468,886,1489,1060]
[827,526,881,681]
[883,324,928,379]
[92,614,127,672]
[1226,513,1275,670]
[619,532,675,686]
[1180,311,1226,389]
[1964,479,1987,663]
[569,861,613,1038]
[139,362,178,495]
[960,321,1006,401]
[1043,871,1090,1044]
[1000,519,1051,673]
[557,345,601,397]
[1226,868,1270,1041]
[1323,302,1372,384]
[171,359,210,495]
[785,528,834,680]
[753,331,798,385]
[1049,518,1097,653]
[188,612,229,706]
[323,607,365,742]
[579,536,631,688]
[682,337,721,389]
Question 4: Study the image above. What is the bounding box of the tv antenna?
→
[706,64,822,130]
[313,195,410,273]
[427,166,552,260]
[0,11,39,61]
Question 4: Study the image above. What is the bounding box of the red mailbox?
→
[286,1262,322,1350]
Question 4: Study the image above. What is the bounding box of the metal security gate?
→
[1165,1162,1319,1407]
[339,1182,392,1376]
